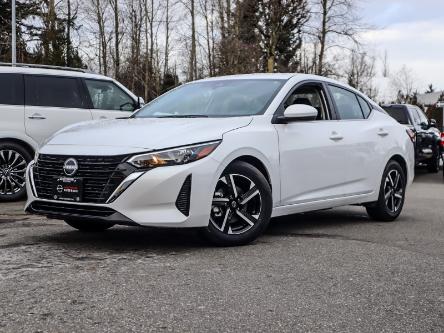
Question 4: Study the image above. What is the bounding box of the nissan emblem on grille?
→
[63,158,78,176]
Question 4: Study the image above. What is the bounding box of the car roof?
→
[197,73,346,83]
[195,73,373,101]
[0,64,110,80]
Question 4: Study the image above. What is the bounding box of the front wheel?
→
[366,160,406,222]
[202,161,272,246]
[64,219,114,232]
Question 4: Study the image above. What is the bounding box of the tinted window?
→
[134,79,285,118]
[383,107,410,124]
[85,79,136,112]
[329,85,364,119]
[357,95,372,118]
[0,73,23,105]
[25,75,85,108]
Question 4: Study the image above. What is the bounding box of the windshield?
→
[383,106,410,125]
[134,79,285,118]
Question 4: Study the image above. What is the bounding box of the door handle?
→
[377,129,389,137]
[28,113,46,120]
[99,116,107,119]
[329,131,343,141]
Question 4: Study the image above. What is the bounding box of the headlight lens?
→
[127,141,221,169]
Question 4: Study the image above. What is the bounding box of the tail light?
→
[440,132,444,147]
[406,129,416,143]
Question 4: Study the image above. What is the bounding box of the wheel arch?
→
[226,155,272,189]
[389,154,408,179]
[0,137,36,157]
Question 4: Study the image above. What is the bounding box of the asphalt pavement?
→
[0,170,443,332]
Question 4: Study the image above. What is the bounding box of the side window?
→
[416,107,429,124]
[357,95,372,118]
[329,85,364,120]
[409,108,421,125]
[0,73,23,105]
[25,75,85,108]
[284,84,330,120]
[85,79,136,112]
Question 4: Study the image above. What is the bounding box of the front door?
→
[24,75,92,145]
[276,82,348,206]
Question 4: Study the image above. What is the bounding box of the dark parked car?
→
[382,104,442,173]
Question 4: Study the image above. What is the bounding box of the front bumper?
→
[25,156,221,228]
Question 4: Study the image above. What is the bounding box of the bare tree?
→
[345,48,377,98]
[391,65,417,103]
[309,0,363,76]
[164,0,171,76]
[109,0,121,79]
[180,0,198,80]
[199,0,216,76]
[382,49,389,78]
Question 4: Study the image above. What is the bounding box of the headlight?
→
[127,141,221,169]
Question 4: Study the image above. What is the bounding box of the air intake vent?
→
[175,175,192,216]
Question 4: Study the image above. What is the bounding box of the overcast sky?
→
[359,0,444,92]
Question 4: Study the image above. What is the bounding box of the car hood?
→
[45,117,253,151]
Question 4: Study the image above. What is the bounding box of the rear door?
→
[24,75,92,145]
[326,84,381,195]
[83,79,137,120]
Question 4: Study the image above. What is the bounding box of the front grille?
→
[29,201,116,218]
[176,175,192,216]
[33,154,130,203]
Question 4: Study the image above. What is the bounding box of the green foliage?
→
[0,0,84,68]
[0,0,40,63]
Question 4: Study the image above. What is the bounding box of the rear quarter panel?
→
[372,111,415,188]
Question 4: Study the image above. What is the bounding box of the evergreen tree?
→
[256,0,310,72]
[0,0,40,63]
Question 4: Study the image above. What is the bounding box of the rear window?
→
[383,107,410,125]
[0,73,23,105]
[357,95,372,118]
[25,75,85,108]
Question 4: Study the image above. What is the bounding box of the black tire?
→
[0,141,32,202]
[64,219,114,232]
[426,150,440,173]
[202,161,272,246]
[366,160,406,222]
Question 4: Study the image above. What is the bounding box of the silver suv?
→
[0,63,142,201]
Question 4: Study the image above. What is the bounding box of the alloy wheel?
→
[0,150,27,195]
[383,169,404,213]
[210,173,262,235]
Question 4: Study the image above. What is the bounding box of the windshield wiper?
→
[156,115,209,118]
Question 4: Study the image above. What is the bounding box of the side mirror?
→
[429,119,437,128]
[137,96,145,109]
[277,104,318,123]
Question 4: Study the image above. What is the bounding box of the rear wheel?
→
[64,219,114,232]
[202,161,272,246]
[0,142,32,202]
[366,160,406,222]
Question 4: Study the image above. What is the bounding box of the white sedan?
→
[25,74,415,246]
